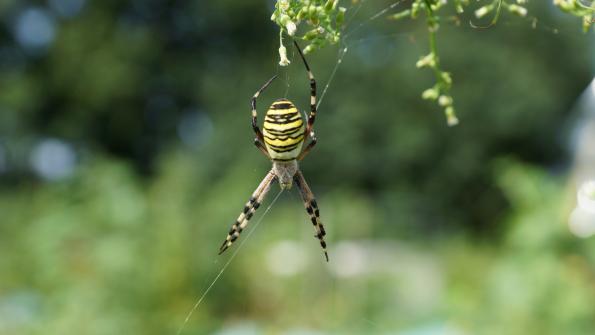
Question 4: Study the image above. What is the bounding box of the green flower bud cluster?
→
[391,0,460,126]
[272,0,346,64]
[389,0,541,126]
[472,0,528,22]
[269,0,590,125]
[554,0,594,32]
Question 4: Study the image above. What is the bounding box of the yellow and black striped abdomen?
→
[262,99,305,161]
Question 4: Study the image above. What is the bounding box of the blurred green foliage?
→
[0,0,594,334]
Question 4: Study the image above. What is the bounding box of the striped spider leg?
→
[218,41,329,261]
[218,170,275,255]
[294,39,318,161]
[294,170,328,261]
[251,74,278,158]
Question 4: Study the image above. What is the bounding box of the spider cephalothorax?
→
[218,41,328,261]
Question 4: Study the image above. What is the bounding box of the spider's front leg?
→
[297,130,317,161]
[294,170,328,261]
[251,75,277,158]
[219,171,276,254]
[294,41,318,161]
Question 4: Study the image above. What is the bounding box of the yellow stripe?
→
[264,134,304,147]
[263,119,303,131]
[266,107,299,116]
[263,133,303,141]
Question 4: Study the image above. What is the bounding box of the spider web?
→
[175,4,415,333]
[280,0,588,115]
[175,1,588,333]
[176,189,284,335]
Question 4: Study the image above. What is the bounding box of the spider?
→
[218,41,328,261]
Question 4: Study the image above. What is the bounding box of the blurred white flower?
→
[577,180,595,212]
[266,240,307,276]
[569,181,595,238]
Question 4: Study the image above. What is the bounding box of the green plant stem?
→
[423,0,444,89]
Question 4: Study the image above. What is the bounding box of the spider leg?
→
[297,130,317,161]
[254,138,270,158]
[251,75,278,144]
[219,170,276,255]
[293,169,328,262]
[293,41,317,136]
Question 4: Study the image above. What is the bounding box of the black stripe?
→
[264,117,301,123]
[269,144,298,152]
[265,140,301,149]
[272,158,296,162]
[264,125,303,135]
[267,112,299,119]
[263,133,304,141]
[268,145,300,153]
[264,118,303,125]
[269,103,293,110]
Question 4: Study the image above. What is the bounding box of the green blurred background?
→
[1,0,595,334]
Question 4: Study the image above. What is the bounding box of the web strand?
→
[316,0,409,110]
[176,189,285,335]
[176,2,587,333]
[314,0,584,113]
[343,0,408,40]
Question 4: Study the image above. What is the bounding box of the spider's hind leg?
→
[219,171,276,255]
[294,170,328,261]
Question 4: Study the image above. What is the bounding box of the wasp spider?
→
[218,41,328,261]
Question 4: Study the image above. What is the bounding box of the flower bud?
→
[445,106,459,126]
[440,72,452,86]
[438,95,453,107]
[416,53,436,68]
[336,7,346,26]
[389,10,411,21]
[474,6,491,19]
[278,0,290,11]
[286,21,297,36]
[508,4,527,17]
[422,88,439,100]
[279,44,290,66]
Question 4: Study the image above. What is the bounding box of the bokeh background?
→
[1,0,595,334]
